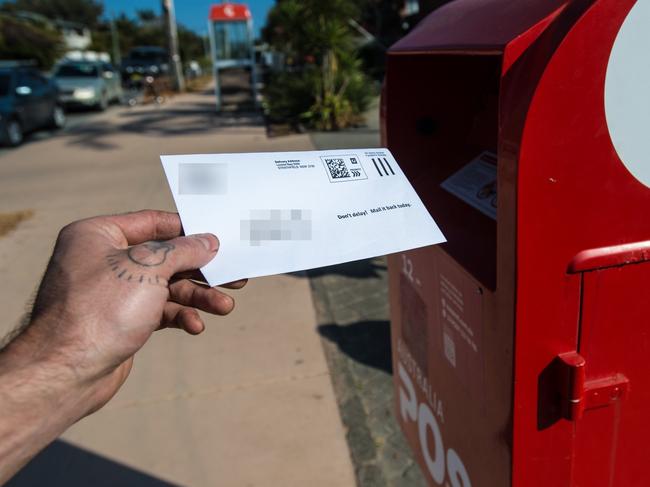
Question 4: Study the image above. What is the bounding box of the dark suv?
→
[121,47,169,82]
[0,62,65,147]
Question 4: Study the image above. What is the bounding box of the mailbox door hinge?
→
[557,352,630,421]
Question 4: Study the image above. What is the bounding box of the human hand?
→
[5,210,245,417]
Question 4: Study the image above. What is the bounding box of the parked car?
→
[53,61,122,111]
[0,62,66,147]
[121,46,169,86]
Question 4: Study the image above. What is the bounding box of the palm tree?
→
[264,0,372,130]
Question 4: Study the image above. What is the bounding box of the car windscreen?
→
[55,64,99,78]
[0,74,11,96]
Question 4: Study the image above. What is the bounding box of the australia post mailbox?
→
[384,0,650,485]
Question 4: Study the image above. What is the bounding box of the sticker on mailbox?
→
[441,151,497,220]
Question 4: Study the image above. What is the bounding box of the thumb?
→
[156,233,219,277]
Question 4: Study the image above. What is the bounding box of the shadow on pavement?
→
[63,69,261,151]
[291,259,387,280]
[64,103,263,151]
[66,101,264,150]
[7,440,179,487]
[317,320,393,374]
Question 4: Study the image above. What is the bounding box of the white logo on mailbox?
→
[605,1,650,189]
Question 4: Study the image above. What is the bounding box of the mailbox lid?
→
[390,0,569,53]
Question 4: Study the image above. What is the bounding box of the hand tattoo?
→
[127,242,174,267]
[106,241,175,286]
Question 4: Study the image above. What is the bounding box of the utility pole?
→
[162,0,185,92]
[202,31,210,59]
[110,13,121,66]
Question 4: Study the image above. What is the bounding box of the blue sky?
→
[102,0,275,38]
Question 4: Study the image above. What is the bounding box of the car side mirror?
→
[15,86,32,96]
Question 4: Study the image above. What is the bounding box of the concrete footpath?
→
[0,91,356,486]
[308,103,428,487]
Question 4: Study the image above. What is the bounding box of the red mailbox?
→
[384,0,649,485]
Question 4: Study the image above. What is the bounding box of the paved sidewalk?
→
[307,261,427,487]
[308,103,428,486]
[0,91,356,486]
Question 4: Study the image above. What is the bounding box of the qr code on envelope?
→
[324,158,350,179]
[321,155,368,183]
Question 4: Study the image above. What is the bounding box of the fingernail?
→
[193,233,219,253]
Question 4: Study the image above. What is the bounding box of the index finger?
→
[106,210,183,245]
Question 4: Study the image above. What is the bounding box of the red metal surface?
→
[513,1,642,485]
[209,3,251,22]
[391,0,569,53]
[571,264,647,485]
[389,247,508,486]
[385,0,647,485]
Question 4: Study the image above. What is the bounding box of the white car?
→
[54,61,122,111]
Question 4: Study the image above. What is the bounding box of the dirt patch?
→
[186,74,213,93]
[0,210,34,237]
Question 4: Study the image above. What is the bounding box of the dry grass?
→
[186,75,213,93]
[0,210,34,237]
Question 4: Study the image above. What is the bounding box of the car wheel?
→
[5,119,23,147]
[50,105,66,129]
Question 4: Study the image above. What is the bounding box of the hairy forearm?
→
[0,211,229,482]
[0,338,87,484]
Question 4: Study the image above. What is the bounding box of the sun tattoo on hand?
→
[106,241,175,286]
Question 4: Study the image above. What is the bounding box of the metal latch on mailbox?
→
[557,352,630,421]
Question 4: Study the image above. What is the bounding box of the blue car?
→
[0,62,66,147]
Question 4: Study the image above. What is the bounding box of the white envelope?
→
[161,148,445,286]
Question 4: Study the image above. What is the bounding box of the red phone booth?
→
[384,0,650,485]
[208,3,258,110]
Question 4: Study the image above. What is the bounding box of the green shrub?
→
[263,69,317,126]
[263,0,374,131]
[0,14,63,69]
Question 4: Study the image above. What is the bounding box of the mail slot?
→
[383,0,650,485]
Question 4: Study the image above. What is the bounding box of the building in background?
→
[56,20,92,51]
